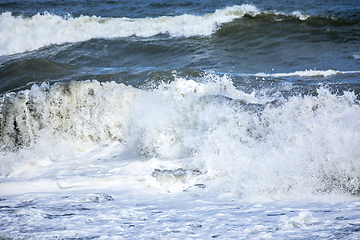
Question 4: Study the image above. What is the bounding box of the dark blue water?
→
[2,0,359,19]
[0,0,359,95]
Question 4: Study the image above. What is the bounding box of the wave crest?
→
[0,5,259,56]
[1,4,352,56]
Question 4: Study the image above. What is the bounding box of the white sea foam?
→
[0,4,259,56]
[1,190,359,239]
[1,74,360,201]
[254,69,360,78]
[291,11,310,20]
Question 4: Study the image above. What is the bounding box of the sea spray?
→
[192,87,360,200]
[1,74,360,200]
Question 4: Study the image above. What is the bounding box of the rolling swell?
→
[212,11,360,73]
[0,58,81,93]
[216,12,360,41]
[1,4,358,79]
[1,4,359,56]
[1,7,358,87]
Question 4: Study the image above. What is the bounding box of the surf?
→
[1,74,360,200]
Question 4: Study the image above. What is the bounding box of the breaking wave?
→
[1,4,352,56]
[0,5,259,55]
[1,75,360,200]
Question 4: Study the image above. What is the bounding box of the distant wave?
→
[0,4,342,56]
[0,5,258,56]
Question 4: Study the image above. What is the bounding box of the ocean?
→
[1,0,360,239]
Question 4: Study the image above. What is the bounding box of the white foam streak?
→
[255,69,360,78]
[0,5,259,56]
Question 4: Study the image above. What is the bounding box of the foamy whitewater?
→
[2,75,360,199]
[1,0,360,239]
